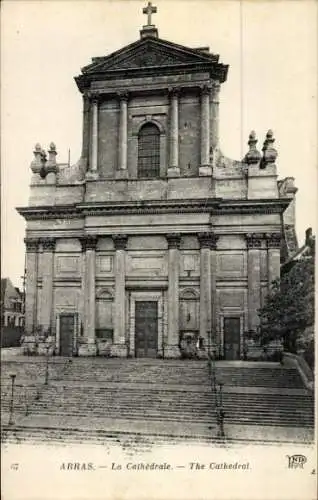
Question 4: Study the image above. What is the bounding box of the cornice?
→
[79,199,222,216]
[214,199,289,215]
[77,63,227,91]
[16,198,290,221]
[17,205,82,221]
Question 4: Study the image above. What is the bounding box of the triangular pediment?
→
[82,37,219,74]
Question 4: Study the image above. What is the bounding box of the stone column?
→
[246,233,263,334]
[87,96,99,178]
[266,233,281,291]
[168,88,180,177]
[79,236,97,356]
[198,233,212,351]
[166,233,181,358]
[40,238,56,333]
[211,81,220,153]
[24,238,40,335]
[112,234,128,357]
[81,93,90,168]
[210,234,219,349]
[199,85,212,176]
[117,92,129,178]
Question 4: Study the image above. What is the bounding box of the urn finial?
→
[243,130,261,165]
[261,129,278,168]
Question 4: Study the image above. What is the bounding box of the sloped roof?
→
[282,229,315,271]
[75,36,228,92]
[1,278,7,304]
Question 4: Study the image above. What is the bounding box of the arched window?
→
[137,123,160,178]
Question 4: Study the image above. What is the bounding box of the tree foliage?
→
[259,257,315,351]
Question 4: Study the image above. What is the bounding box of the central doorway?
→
[223,317,241,360]
[135,301,158,358]
[59,313,76,356]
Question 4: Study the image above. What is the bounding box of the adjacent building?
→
[1,278,24,328]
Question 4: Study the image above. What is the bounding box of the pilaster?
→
[117,92,129,178]
[266,232,281,291]
[24,238,40,335]
[112,234,128,357]
[210,234,219,347]
[81,93,90,168]
[168,88,180,177]
[210,81,220,152]
[40,237,56,333]
[87,96,99,179]
[166,233,181,358]
[198,233,218,352]
[246,233,263,334]
[79,236,98,356]
[198,233,212,349]
[199,85,212,176]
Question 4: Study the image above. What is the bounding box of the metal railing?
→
[208,346,225,439]
[3,341,67,427]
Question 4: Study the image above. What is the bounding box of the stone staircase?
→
[1,358,306,387]
[214,365,304,388]
[1,358,315,446]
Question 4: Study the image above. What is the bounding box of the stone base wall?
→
[164,344,181,359]
[109,343,128,358]
[96,339,112,357]
[21,335,37,355]
[78,341,97,356]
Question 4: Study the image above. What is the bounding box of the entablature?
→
[17,198,290,221]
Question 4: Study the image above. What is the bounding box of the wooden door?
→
[59,314,75,356]
[135,301,158,358]
[223,317,241,360]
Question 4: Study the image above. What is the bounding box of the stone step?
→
[29,398,313,413]
[14,409,314,427]
[30,389,314,404]
[1,425,221,447]
[2,360,304,387]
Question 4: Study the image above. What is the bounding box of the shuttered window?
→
[137,123,160,178]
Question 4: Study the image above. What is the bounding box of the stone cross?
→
[143,2,157,26]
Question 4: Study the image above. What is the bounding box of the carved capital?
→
[90,93,99,106]
[117,91,129,102]
[211,81,221,103]
[83,94,90,112]
[212,81,221,94]
[80,235,98,252]
[168,87,180,98]
[265,233,281,248]
[41,238,56,252]
[166,233,181,249]
[198,232,219,250]
[24,237,40,253]
[112,234,128,250]
[246,233,264,249]
[201,84,212,96]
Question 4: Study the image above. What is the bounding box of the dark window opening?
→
[137,123,160,178]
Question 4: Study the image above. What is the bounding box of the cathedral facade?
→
[18,5,298,359]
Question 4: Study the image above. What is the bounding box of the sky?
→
[1,0,317,288]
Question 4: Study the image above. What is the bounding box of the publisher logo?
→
[287,455,307,469]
